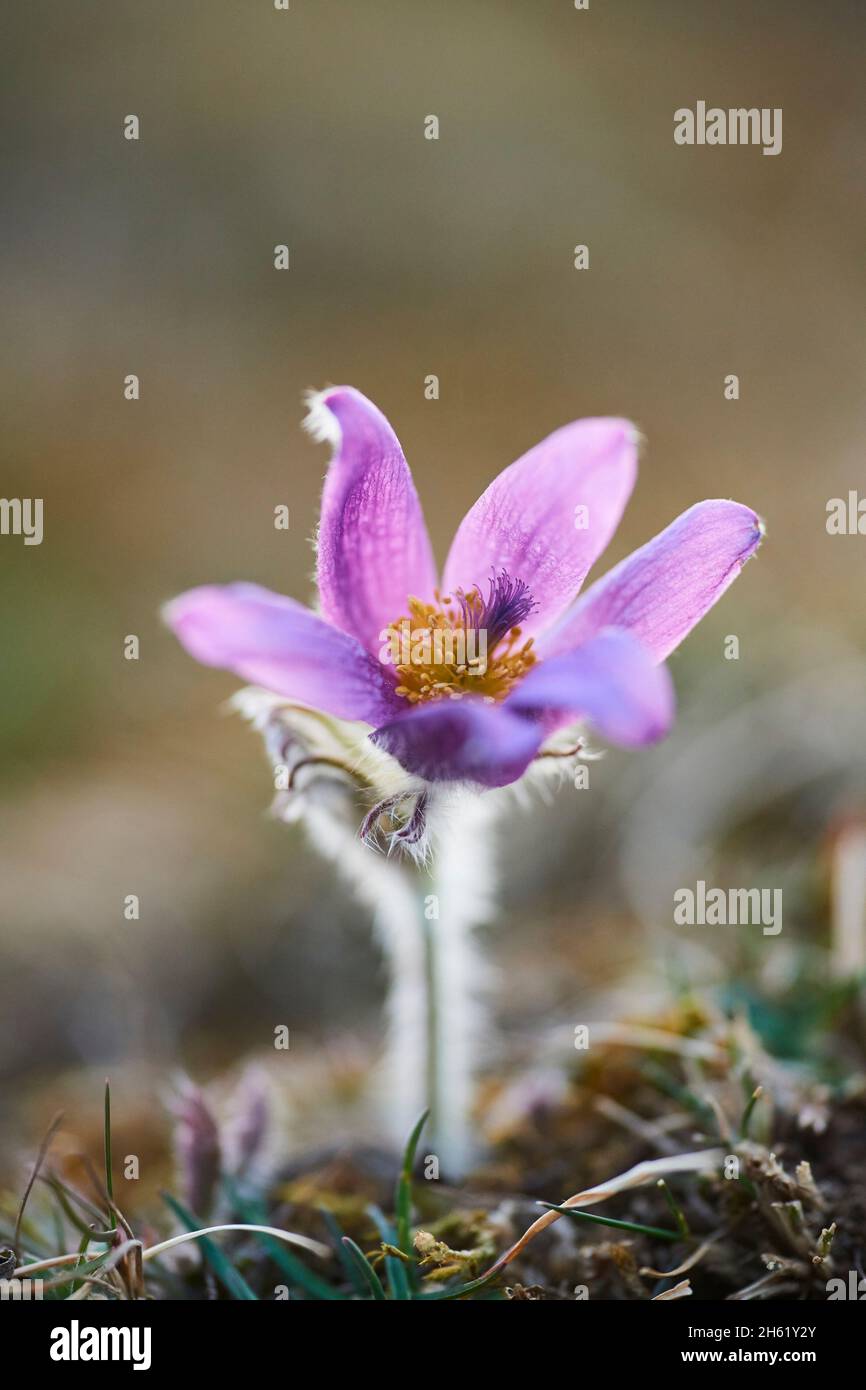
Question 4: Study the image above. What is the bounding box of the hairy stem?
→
[303,787,498,1172]
[421,908,441,1147]
[302,799,425,1145]
[422,789,498,1172]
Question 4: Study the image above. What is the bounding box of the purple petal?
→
[370,699,544,788]
[540,500,764,662]
[311,387,438,656]
[441,418,638,637]
[165,582,401,724]
[506,628,674,746]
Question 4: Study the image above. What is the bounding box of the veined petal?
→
[441,418,638,636]
[506,628,674,747]
[164,583,401,724]
[370,699,544,788]
[540,500,764,662]
[310,387,438,656]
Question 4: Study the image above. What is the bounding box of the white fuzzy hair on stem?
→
[423,787,499,1171]
[231,689,502,1171]
[302,796,430,1149]
[302,786,498,1170]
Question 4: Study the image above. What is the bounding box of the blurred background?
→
[2,0,865,1187]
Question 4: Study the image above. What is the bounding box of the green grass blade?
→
[163,1193,258,1300]
[539,1201,680,1242]
[741,1084,764,1139]
[395,1108,429,1259]
[341,1236,386,1300]
[656,1179,690,1237]
[368,1204,411,1301]
[420,1266,505,1300]
[43,1176,114,1244]
[642,1062,716,1129]
[228,1186,343,1300]
[41,1251,111,1300]
[104,1080,115,1232]
[320,1210,368,1296]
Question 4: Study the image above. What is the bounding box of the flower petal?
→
[506,628,674,746]
[540,501,764,662]
[441,418,638,636]
[370,699,544,788]
[310,387,438,655]
[164,582,401,724]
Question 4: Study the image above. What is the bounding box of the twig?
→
[13,1112,64,1260]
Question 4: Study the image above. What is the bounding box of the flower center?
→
[382,571,538,705]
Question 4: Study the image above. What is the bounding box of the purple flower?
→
[170,1079,221,1219]
[165,388,763,794]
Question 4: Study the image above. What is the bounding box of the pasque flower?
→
[164,387,764,1168]
[166,387,763,803]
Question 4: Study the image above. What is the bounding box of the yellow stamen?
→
[383,591,536,705]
